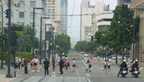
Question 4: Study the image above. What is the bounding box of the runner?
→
[72,58,76,72]
[103,60,108,73]
[107,60,112,74]
[86,58,92,72]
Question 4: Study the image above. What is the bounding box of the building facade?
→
[80,1,105,41]
[96,11,113,28]
[130,0,144,62]
[118,0,131,5]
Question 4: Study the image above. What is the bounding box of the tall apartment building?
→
[60,0,68,34]
[0,0,46,39]
[80,1,104,41]
[0,0,63,39]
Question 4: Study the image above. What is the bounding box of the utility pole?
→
[0,5,3,69]
[39,17,49,64]
[32,8,43,58]
[6,0,12,78]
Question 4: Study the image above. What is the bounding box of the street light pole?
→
[45,24,47,58]
[133,20,135,60]
[32,7,43,58]
[6,0,12,78]
[0,5,3,69]
[39,17,49,64]
[32,8,35,58]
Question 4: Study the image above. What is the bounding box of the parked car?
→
[84,53,88,57]
[108,55,116,59]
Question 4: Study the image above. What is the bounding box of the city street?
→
[9,51,144,82]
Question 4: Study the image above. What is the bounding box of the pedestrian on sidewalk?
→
[52,57,55,69]
[72,58,76,72]
[24,58,29,74]
[43,58,50,75]
[59,58,64,74]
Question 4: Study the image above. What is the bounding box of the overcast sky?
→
[67,0,117,42]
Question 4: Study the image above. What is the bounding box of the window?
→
[19,12,24,18]
[20,1,25,7]
[30,1,36,7]
[30,12,33,18]
[17,22,24,25]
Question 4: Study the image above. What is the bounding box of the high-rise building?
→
[60,0,68,34]
[80,1,104,41]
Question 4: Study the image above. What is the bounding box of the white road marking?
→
[86,78,91,82]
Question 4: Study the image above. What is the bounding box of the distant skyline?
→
[68,0,117,42]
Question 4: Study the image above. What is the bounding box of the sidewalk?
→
[0,63,43,82]
[0,68,17,82]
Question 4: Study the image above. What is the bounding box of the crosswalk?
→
[11,76,88,82]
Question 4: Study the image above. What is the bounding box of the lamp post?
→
[39,17,49,64]
[49,26,55,58]
[32,7,43,58]
[44,24,48,58]
[6,0,12,78]
[0,5,3,69]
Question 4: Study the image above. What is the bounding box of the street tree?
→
[107,5,139,53]
[55,34,71,54]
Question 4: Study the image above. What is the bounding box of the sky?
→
[67,0,117,42]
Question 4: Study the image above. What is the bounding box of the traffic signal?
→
[5,9,9,18]
[91,36,93,41]
[122,4,128,17]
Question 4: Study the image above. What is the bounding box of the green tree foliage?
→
[95,25,110,46]
[74,41,98,53]
[55,34,71,54]
[107,5,138,52]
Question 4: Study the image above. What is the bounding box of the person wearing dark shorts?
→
[72,58,76,71]
[86,58,92,72]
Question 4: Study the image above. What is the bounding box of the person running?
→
[67,58,70,70]
[30,59,35,72]
[63,58,67,71]
[43,58,50,75]
[20,58,25,70]
[107,60,112,74]
[97,56,100,62]
[52,57,55,69]
[34,57,39,72]
[72,58,76,72]
[86,58,92,72]
[103,60,108,73]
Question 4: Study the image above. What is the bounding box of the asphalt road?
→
[11,51,144,82]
